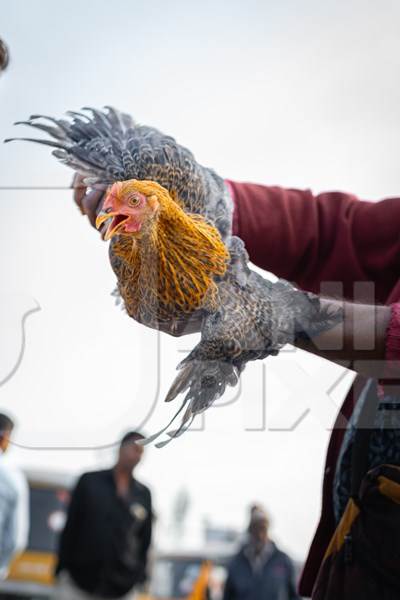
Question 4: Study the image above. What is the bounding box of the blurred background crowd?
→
[0,413,301,600]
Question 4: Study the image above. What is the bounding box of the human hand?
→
[72,172,108,237]
[154,314,204,337]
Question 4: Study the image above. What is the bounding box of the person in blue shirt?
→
[0,413,17,578]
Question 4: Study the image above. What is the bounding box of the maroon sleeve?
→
[227,180,400,303]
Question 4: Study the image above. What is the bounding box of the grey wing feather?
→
[5,106,233,235]
[160,237,343,442]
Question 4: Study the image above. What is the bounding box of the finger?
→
[158,315,203,337]
[82,188,106,228]
[71,173,87,213]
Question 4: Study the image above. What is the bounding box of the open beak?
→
[95,211,130,241]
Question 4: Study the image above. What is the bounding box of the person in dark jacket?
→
[223,507,300,600]
[55,431,152,600]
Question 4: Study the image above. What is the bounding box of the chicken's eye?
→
[128,194,141,207]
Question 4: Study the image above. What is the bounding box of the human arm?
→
[296,299,400,379]
[227,180,400,304]
[74,175,400,301]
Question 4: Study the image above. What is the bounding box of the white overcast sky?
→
[1,0,399,560]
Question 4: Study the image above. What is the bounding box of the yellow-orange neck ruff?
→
[111,181,230,322]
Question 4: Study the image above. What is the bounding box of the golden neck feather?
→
[111,185,229,320]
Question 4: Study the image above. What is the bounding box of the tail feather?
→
[164,363,195,403]
[138,397,189,447]
[154,415,195,449]
[166,358,240,416]
[140,359,240,447]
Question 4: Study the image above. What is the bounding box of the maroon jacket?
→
[226,180,400,597]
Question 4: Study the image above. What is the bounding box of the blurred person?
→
[223,507,300,600]
[55,431,153,600]
[238,504,266,547]
[0,413,29,579]
[249,504,264,520]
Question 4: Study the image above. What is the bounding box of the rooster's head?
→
[96,179,162,240]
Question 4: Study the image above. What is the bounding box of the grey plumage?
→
[6,107,342,445]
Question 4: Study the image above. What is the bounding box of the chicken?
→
[6,107,341,445]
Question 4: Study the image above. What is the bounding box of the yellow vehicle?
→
[0,469,75,599]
